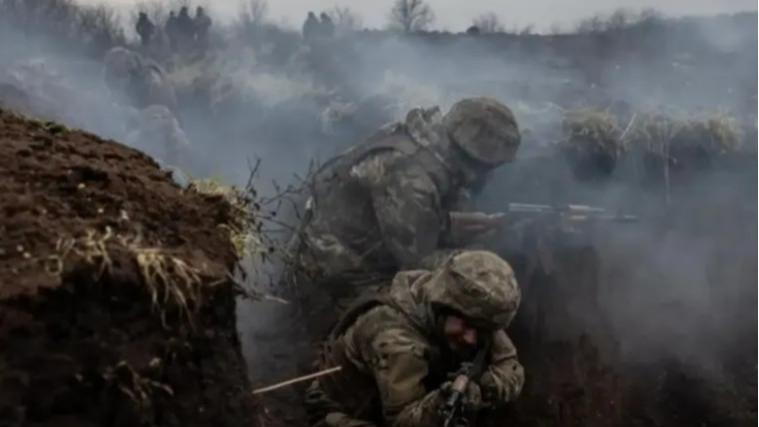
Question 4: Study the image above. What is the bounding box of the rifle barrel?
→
[507,202,553,213]
[506,203,637,222]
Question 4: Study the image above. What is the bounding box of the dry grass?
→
[46,227,114,279]
[626,113,682,155]
[702,113,742,152]
[130,244,205,328]
[627,111,742,156]
[561,108,624,154]
[46,227,215,328]
[40,176,271,324]
[188,178,264,259]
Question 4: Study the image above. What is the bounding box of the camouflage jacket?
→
[125,105,189,166]
[104,47,177,111]
[296,108,471,287]
[306,270,524,427]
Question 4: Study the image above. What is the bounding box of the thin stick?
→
[251,366,343,395]
[619,112,637,142]
[664,139,671,205]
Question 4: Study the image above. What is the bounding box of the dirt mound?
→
[0,108,257,426]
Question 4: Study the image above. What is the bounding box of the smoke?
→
[0,1,755,407]
[596,169,756,402]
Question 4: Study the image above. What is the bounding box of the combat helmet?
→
[443,97,521,167]
[104,47,141,78]
[426,250,521,330]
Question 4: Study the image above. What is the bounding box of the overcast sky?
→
[81,0,757,31]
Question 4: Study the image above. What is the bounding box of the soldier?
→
[135,12,155,47]
[305,250,524,427]
[165,11,179,49]
[125,104,190,167]
[303,12,320,40]
[319,12,335,38]
[193,6,212,49]
[103,47,177,111]
[290,97,521,301]
[176,6,195,51]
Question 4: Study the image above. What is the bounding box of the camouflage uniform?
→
[305,250,525,427]
[303,12,320,40]
[135,12,156,47]
[125,105,190,167]
[292,98,521,302]
[103,47,177,111]
[193,7,212,49]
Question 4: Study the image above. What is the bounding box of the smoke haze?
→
[1,1,756,423]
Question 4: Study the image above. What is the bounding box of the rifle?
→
[505,202,638,223]
[440,340,491,427]
[489,203,637,279]
[448,203,637,242]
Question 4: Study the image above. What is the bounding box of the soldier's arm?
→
[366,330,445,427]
[479,330,525,406]
[370,164,447,270]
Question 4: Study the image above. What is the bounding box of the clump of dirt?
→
[0,108,258,426]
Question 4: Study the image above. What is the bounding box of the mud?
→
[0,108,257,427]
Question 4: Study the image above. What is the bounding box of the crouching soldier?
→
[125,104,190,168]
[103,47,177,111]
[305,250,524,427]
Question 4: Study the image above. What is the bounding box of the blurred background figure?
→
[165,11,179,50]
[303,11,320,40]
[194,7,213,51]
[135,11,155,47]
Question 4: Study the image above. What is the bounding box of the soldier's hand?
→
[450,212,506,232]
[440,380,488,413]
[448,212,506,245]
[478,372,500,406]
[462,381,489,412]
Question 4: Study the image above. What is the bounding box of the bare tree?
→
[1,0,79,37]
[233,0,269,41]
[519,24,535,35]
[388,0,433,33]
[576,8,663,34]
[607,8,634,31]
[245,0,268,26]
[472,12,504,33]
[638,8,663,26]
[77,4,125,52]
[329,6,362,33]
[78,4,122,36]
[576,14,605,34]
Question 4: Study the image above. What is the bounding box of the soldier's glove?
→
[478,372,500,406]
[440,380,489,413]
[463,381,490,412]
[448,212,505,246]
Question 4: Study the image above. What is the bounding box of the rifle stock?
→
[440,341,491,427]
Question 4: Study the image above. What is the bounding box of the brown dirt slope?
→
[0,108,257,427]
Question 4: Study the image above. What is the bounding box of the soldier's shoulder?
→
[349,305,427,354]
[352,305,408,334]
